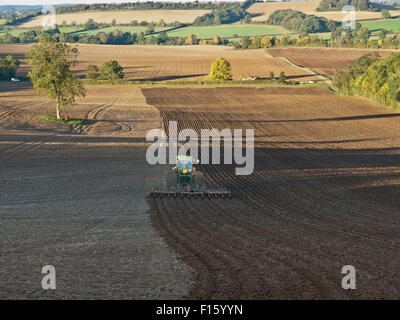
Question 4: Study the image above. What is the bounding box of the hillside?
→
[247,1,400,22]
[19,9,211,27]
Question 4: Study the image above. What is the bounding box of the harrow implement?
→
[151,155,232,200]
[151,189,232,199]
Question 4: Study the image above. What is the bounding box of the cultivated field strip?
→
[267,48,397,78]
[144,86,400,299]
[0,44,320,82]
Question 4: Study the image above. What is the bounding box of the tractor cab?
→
[173,156,198,184]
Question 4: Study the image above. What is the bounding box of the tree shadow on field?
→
[123,66,152,70]
[0,132,148,144]
[0,81,33,94]
[0,52,27,61]
[250,113,400,123]
[131,73,207,82]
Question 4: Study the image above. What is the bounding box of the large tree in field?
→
[209,57,232,80]
[27,35,85,120]
[99,60,124,80]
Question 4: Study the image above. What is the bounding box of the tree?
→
[240,36,250,48]
[0,55,20,80]
[145,25,155,35]
[382,9,391,19]
[99,60,124,80]
[157,19,166,27]
[27,36,85,120]
[250,36,262,49]
[84,18,97,30]
[356,26,370,44]
[86,64,99,79]
[261,36,272,48]
[213,35,221,45]
[157,32,168,44]
[269,71,275,79]
[209,57,232,80]
[186,34,198,45]
[242,15,251,24]
[278,71,286,83]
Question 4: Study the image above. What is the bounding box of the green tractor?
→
[168,155,202,192]
[151,155,231,199]
[174,155,197,185]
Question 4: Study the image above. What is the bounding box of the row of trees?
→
[193,7,248,26]
[0,28,231,46]
[55,1,246,14]
[317,0,373,11]
[192,0,255,26]
[0,11,40,26]
[267,9,338,33]
[234,26,400,50]
[0,55,20,80]
[334,52,400,106]
[3,25,400,50]
[63,18,183,30]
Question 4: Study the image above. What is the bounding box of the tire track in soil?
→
[0,101,55,162]
[144,87,400,299]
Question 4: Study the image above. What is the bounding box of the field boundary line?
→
[265,49,331,85]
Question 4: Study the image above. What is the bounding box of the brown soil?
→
[0,83,193,299]
[267,47,398,77]
[0,44,318,82]
[2,81,400,299]
[142,86,400,299]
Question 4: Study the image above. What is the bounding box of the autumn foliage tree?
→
[209,57,232,80]
[99,60,124,80]
[186,34,198,45]
[27,35,85,120]
[334,52,400,106]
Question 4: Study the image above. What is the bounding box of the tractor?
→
[151,156,231,199]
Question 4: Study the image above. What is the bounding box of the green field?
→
[0,28,37,37]
[309,32,332,40]
[0,19,6,25]
[165,24,288,39]
[58,26,86,34]
[360,19,400,33]
[73,26,169,36]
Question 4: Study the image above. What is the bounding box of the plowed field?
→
[142,87,400,299]
[0,44,318,82]
[267,47,398,77]
[1,83,400,299]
